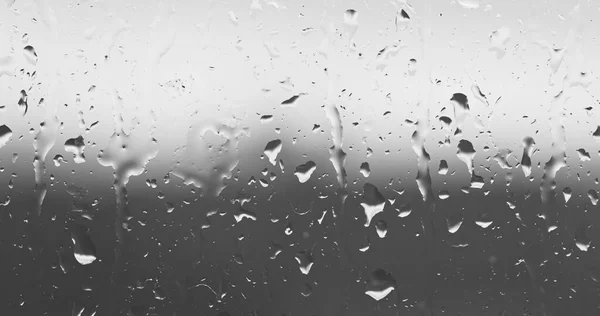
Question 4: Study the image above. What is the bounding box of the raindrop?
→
[593,126,600,140]
[396,203,412,218]
[281,94,304,107]
[451,93,469,110]
[343,9,359,39]
[576,149,591,162]
[457,0,480,9]
[65,136,86,164]
[475,220,493,229]
[438,160,448,175]
[263,139,282,165]
[18,90,28,116]
[489,27,511,58]
[359,162,370,177]
[521,137,535,177]
[71,225,97,265]
[447,218,463,234]
[439,116,452,128]
[233,205,257,223]
[228,11,238,25]
[395,9,410,31]
[301,283,312,297]
[563,187,572,204]
[260,115,273,124]
[471,84,488,105]
[457,139,476,174]
[0,125,12,148]
[23,45,38,65]
[365,268,396,301]
[361,183,386,227]
[52,154,65,167]
[294,161,316,183]
[588,189,599,206]
[375,220,387,238]
[407,58,417,75]
[294,250,314,275]
[438,190,450,200]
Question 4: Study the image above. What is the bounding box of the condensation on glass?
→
[0,0,599,315]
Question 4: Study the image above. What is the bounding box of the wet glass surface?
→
[1,0,600,315]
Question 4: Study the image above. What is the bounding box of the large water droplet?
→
[23,45,38,65]
[263,139,282,166]
[71,225,97,265]
[65,136,86,164]
[0,125,12,148]
[294,161,316,183]
[365,268,396,301]
[359,162,370,177]
[457,139,476,174]
[294,250,314,275]
[588,189,599,206]
[361,183,386,227]
[396,203,412,218]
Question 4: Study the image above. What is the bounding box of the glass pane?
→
[1,0,599,315]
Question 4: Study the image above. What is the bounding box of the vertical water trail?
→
[408,0,437,314]
[531,4,586,314]
[318,12,352,314]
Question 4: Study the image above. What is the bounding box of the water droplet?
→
[18,89,28,116]
[65,136,86,164]
[489,27,510,58]
[471,84,488,105]
[233,205,257,223]
[576,241,590,252]
[475,221,493,229]
[343,9,359,39]
[457,0,480,9]
[451,93,469,111]
[263,139,282,166]
[153,287,166,300]
[260,115,273,124]
[361,183,386,227]
[301,283,312,297]
[588,189,599,206]
[457,140,476,174]
[228,11,239,25]
[447,218,463,234]
[294,250,314,275]
[281,94,304,107]
[438,190,450,200]
[71,225,97,265]
[576,149,591,162]
[396,203,412,218]
[407,58,417,75]
[521,137,535,177]
[438,160,448,175]
[593,126,600,140]
[359,162,370,177]
[375,220,387,238]
[0,124,12,148]
[294,161,316,183]
[395,9,410,31]
[563,187,572,204]
[365,268,396,301]
[23,45,38,65]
